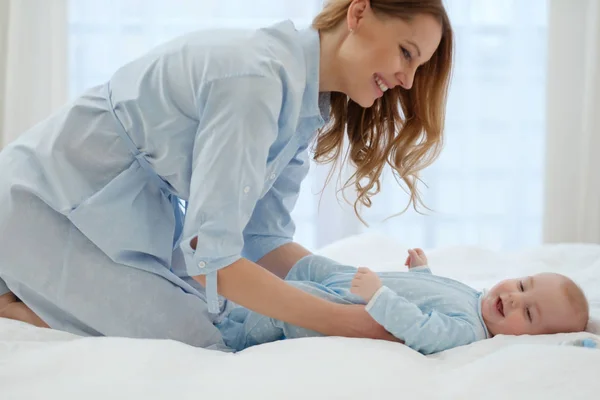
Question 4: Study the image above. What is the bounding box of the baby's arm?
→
[365,288,477,354]
[350,269,476,354]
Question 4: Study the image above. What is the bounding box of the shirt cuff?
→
[180,236,242,314]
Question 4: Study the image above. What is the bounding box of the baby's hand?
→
[350,267,383,302]
[404,248,428,268]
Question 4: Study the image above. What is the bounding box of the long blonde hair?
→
[312,0,454,221]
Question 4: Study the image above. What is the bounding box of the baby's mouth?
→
[496,297,505,317]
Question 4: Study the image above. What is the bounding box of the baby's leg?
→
[234,309,286,350]
[0,291,49,328]
[238,281,356,349]
[286,255,356,283]
[280,281,355,339]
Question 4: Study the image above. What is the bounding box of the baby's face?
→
[481,273,580,336]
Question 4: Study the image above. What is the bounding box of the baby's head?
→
[481,273,588,336]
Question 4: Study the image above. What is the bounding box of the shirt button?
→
[198,261,206,269]
[243,186,250,194]
[270,173,276,180]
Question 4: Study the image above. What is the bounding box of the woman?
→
[0,0,452,349]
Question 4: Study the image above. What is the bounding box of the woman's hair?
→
[312,0,454,222]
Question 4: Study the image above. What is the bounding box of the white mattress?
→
[1,232,600,399]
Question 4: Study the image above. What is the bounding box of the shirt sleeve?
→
[179,75,282,314]
[241,143,310,263]
[365,286,477,354]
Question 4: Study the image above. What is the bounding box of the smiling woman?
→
[0,0,455,347]
[313,0,453,222]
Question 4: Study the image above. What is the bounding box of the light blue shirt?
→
[157,21,330,312]
[4,20,329,316]
[220,255,490,354]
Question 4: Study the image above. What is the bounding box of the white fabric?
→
[544,0,600,244]
[0,0,68,148]
[1,232,599,399]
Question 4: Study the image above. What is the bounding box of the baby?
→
[217,249,590,354]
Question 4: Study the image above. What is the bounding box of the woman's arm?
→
[240,139,312,278]
[193,258,395,340]
[182,74,392,340]
[188,238,310,279]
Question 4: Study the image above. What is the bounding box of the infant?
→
[217,249,589,354]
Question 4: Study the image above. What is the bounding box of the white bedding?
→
[1,232,600,399]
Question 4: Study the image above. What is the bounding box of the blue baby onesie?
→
[217,255,490,354]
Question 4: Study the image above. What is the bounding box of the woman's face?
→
[338,0,443,107]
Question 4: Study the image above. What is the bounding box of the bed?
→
[1,232,599,399]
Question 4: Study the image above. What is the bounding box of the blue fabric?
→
[0,278,9,296]
[105,82,187,250]
[0,20,329,343]
[106,20,330,313]
[218,255,490,354]
[561,337,600,349]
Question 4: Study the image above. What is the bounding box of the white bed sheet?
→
[1,232,599,399]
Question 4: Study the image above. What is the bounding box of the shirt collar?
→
[298,24,331,124]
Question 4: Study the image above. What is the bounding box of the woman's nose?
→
[396,69,415,90]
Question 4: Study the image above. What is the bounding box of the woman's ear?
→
[346,0,370,32]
